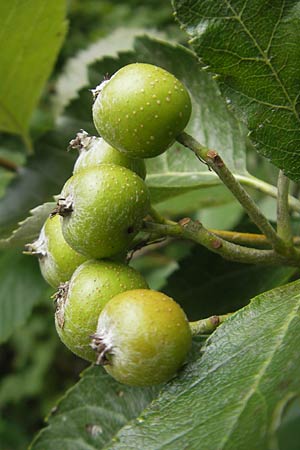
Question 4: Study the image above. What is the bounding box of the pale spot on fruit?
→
[140,107,144,111]
[146,102,150,106]
[140,124,144,128]
[156,100,161,105]
[125,114,129,118]
[166,97,171,102]
[179,112,183,117]
[150,136,154,141]
[154,114,159,119]
[133,111,136,115]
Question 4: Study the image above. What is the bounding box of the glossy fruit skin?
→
[27,215,87,288]
[57,164,150,259]
[55,260,148,361]
[72,131,146,179]
[92,289,192,386]
[92,63,192,158]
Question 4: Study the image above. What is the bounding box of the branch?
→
[149,208,300,249]
[143,219,300,266]
[177,132,287,255]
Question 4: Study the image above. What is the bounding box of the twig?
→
[177,132,287,255]
[143,219,300,266]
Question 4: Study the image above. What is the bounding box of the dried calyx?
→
[51,195,73,218]
[90,78,110,100]
[24,231,47,258]
[90,333,112,366]
[53,282,70,329]
[68,130,97,153]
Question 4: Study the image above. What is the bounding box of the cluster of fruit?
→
[26,63,192,386]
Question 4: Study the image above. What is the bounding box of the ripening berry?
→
[91,289,192,386]
[54,260,148,361]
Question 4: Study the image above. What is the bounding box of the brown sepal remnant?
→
[68,131,87,152]
[68,130,95,153]
[210,315,220,327]
[50,197,73,218]
[90,334,112,366]
[53,282,69,329]
[206,149,224,168]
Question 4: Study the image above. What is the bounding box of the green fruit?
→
[92,63,192,158]
[25,215,87,288]
[54,260,148,361]
[70,130,146,179]
[91,289,192,386]
[54,164,150,259]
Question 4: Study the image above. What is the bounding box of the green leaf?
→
[0,202,55,249]
[0,250,47,343]
[0,0,67,143]
[106,279,300,450]
[173,0,300,181]
[31,366,159,450]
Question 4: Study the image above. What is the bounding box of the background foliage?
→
[1,1,300,449]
